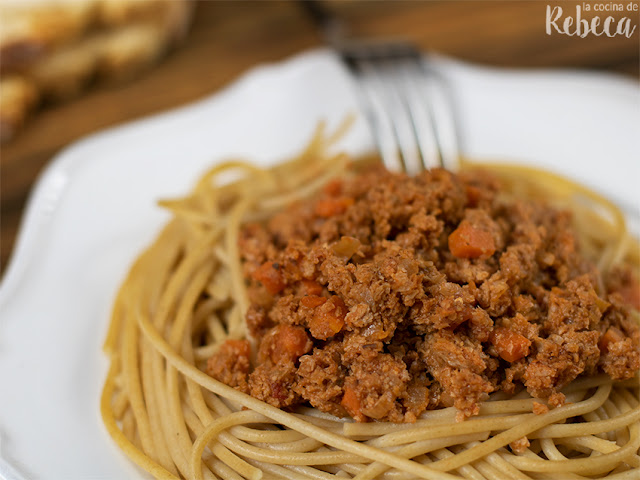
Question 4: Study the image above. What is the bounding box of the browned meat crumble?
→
[206,167,640,423]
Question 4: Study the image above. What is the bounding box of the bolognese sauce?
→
[206,167,640,423]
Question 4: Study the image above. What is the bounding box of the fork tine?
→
[301,0,459,174]
[359,58,424,175]
[349,56,424,175]
[340,42,460,174]
[382,59,428,176]
[396,60,442,171]
[420,61,460,171]
[350,59,405,172]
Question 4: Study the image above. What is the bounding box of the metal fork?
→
[300,0,460,174]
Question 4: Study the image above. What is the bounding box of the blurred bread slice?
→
[27,34,98,100]
[96,0,193,44]
[93,23,168,82]
[0,0,98,72]
[98,0,175,27]
[29,21,174,100]
[0,75,39,142]
[93,0,194,82]
[0,0,194,141]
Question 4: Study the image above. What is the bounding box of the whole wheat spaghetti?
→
[101,124,640,480]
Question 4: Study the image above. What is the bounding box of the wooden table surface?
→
[1,0,638,274]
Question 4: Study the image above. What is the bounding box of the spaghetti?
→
[101,124,640,480]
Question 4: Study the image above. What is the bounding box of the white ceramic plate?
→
[0,49,638,480]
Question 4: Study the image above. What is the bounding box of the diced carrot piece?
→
[308,296,347,340]
[264,325,312,364]
[301,279,323,296]
[341,386,363,420]
[323,178,343,196]
[490,327,531,363]
[598,327,625,353]
[300,295,327,308]
[252,261,286,295]
[448,221,496,259]
[314,197,354,218]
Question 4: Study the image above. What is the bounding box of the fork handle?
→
[298,0,346,46]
